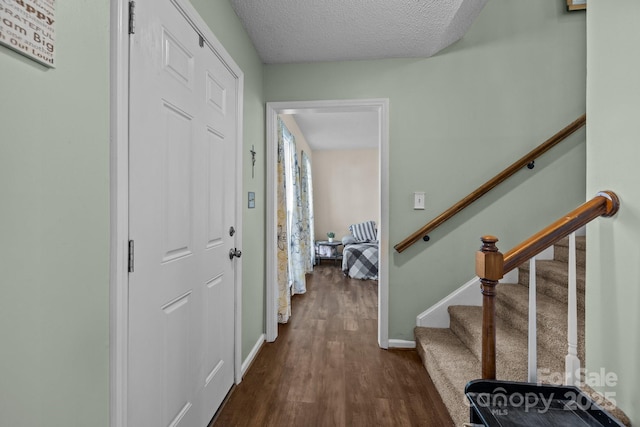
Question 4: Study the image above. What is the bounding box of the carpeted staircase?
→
[415,236,587,426]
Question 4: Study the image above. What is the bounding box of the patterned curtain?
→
[283,125,307,295]
[301,151,315,269]
[277,120,316,321]
[276,118,291,323]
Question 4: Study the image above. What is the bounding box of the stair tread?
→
[553,236,586,266]
[415,237,590,426]
[449,305,527,380]
[449,305,567,381]
[415,326,480,427]
[519,259,585,289]
[554,235,586,250]
[497,283,585,330]
[496,283,585,362]
[518,260,585,305]
[416,323,570,426]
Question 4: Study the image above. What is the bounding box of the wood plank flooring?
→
[210,265,453,427]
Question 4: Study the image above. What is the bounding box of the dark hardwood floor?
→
[210,265,453,427]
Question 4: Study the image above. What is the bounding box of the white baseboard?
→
[388,339,416,349]
[416,269,519,329]
[416,276,482,328]
[240,333,265,380]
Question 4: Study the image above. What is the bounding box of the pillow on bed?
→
[349,220,377,242]
[342,235,357,245]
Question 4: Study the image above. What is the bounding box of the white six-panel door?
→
[128,1,238,425]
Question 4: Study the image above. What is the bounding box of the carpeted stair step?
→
[448,305,567,383]
[518,260,585,307]
[553,235,586,267]
[414,326,479,427]
[495,282,585,364]
[416,305,573,425]
[448,305,528,381]
[414,237,594,425]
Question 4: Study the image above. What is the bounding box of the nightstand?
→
[315,241,343,265]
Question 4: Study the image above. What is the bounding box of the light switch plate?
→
[414,192,425,210]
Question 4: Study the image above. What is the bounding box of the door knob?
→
[229,248,242,260]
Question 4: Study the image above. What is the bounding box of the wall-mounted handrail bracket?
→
[527,160,535,169]
[422,235,430,242]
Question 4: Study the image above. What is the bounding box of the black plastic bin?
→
[465,380,625,427]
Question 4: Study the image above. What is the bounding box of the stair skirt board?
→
[416,269,519,329]
[416,245,554,329]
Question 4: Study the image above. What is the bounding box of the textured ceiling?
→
[235,0,488,151]
[229,0,488,64]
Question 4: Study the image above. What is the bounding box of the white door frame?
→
[109,1,244,425]
[265,99,390,348]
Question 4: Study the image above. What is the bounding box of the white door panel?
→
[129,1,238,426]
[199,41,237,422]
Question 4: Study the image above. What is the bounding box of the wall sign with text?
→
[0,0,56,68]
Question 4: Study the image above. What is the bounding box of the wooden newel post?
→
[476,235,504,380]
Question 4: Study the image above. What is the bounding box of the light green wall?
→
[264,0,587,339]
[586,1,640,424]
[0,0,593,424]
[188,0,266,361]
[0,1,265,426]
[0,2,110,427]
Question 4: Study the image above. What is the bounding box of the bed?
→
[341,220,379,280]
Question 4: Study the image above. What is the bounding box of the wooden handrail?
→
[476,190,620,379]
[503,191,620,273]
[394,114,587,253]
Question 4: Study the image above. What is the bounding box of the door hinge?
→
[128,240,135,273]
[128,1,136,35]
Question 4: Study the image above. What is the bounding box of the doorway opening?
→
[265,99,389,348]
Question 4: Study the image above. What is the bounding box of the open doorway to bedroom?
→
[265,99,389,348]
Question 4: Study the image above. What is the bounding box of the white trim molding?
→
[388,339,416,349]
[110,2,130,426]
[265,99,390,348]
[242,334,265,376]
[416,270,518,329]
[416,276,482,329]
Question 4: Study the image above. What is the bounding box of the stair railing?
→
[475,190,619,381]
[527,255,537,383]
[566,233,580,386]
[526,232,579,385]
[394,114,586,253]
